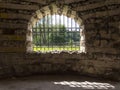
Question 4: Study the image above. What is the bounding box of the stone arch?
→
[26,3,86,53]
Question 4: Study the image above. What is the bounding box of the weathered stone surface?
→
[0,0,119,81]
[0,52,119,80]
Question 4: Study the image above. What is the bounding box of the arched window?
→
[27,3,86,53]
[32,14,81,52]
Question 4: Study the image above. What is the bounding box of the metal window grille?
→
[32,14,80,52]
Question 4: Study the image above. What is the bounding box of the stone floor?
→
[0,75,119,90]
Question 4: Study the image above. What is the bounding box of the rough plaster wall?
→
[0,0,120,80]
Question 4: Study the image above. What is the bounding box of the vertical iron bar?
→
[36,23,38,51]
[62,15,66,50]
[39,20,42,51]
[67,16,69,51]
[43,16,45,52]
[45,16,47,52]
[32,26,33,50]
[75,20,77,51]
[79,27,80,51]
[51,14,53,51]
[47,14,49,51]
[59,14,61,50]
[71,18,73,51]
[39,22,42,51]
[55,14,57,51]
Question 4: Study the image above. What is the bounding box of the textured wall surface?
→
[0,52,120,80]
[0,0,120,80]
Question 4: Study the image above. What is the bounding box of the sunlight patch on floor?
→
[54,81,115,89]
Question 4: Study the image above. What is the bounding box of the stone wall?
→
[0,0,120,80]
[0,0,119,53]
[0,52,120,80]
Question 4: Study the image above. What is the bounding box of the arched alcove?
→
[27,3,86,53]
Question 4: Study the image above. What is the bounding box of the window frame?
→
[26,3,86,53]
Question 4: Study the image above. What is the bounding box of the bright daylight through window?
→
[32,14,81,52]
